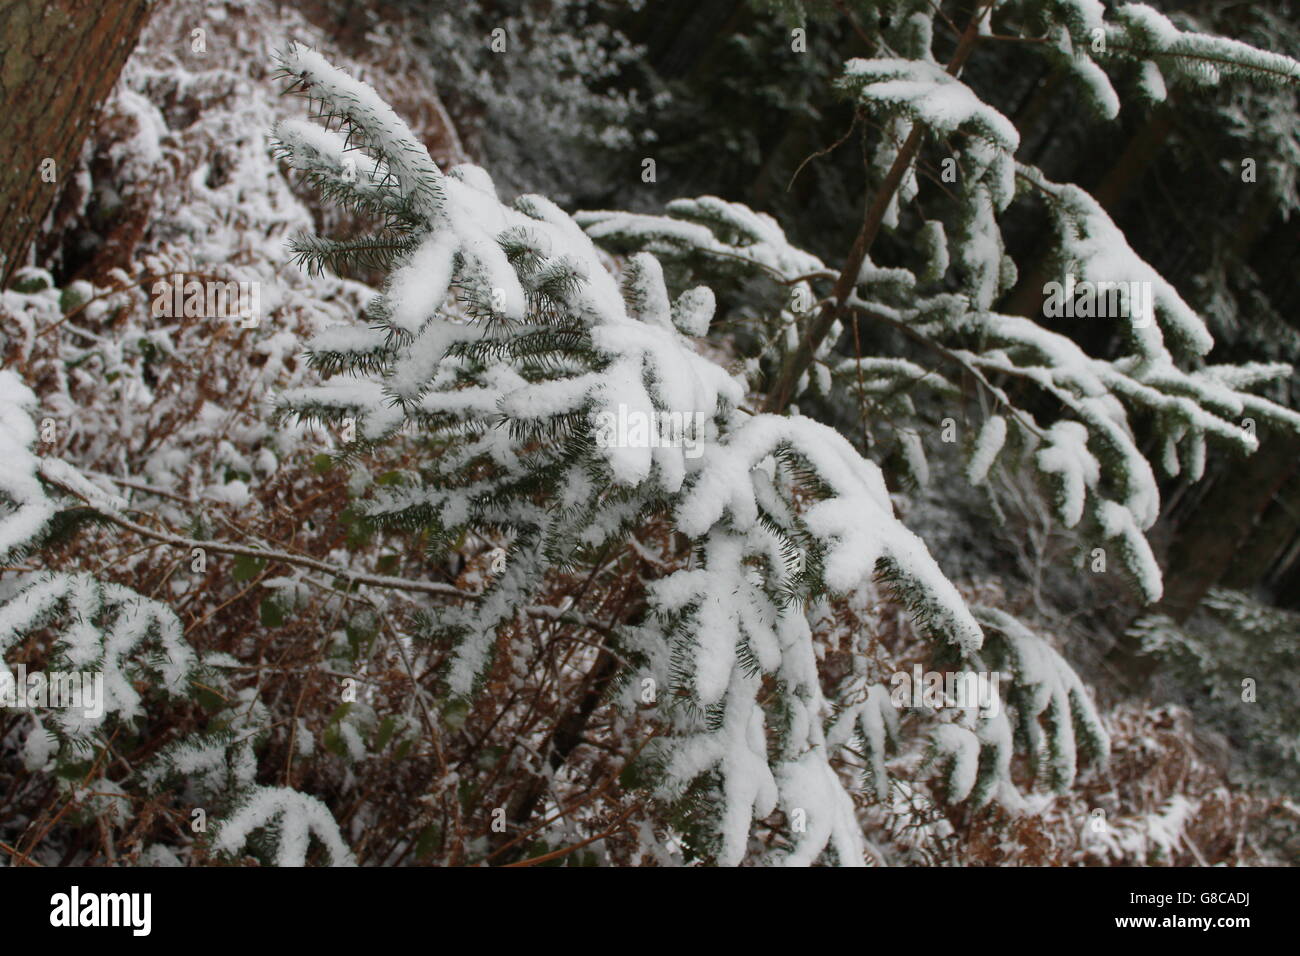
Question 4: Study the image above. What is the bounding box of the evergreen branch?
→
[1101,41,1300,84]
[764,1,994,413]
[289,234,416,277]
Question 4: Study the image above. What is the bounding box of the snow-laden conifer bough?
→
[2,0,1298,866]
[0,370,356,866]
[258,5,1299,865]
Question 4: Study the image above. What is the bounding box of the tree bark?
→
[1159,435,1300,622]
[0,0,153,287]
[1213,434,1300,593]
[1107,437,1300,689]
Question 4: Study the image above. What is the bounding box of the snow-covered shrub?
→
[1129,590,1300,793]
[0,333,353,867]
[396,0,651,202]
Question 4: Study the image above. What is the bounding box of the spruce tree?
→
[268,6,1300,864]
[7,1,1296,867]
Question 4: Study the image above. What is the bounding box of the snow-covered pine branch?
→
[1006,2,1300,115]
[0,572,195,741]
[580,7,1300,605]
[0,361,352,867]
[273,46,1053,865]
[576,198,844,399]
[270,6,1299,859]
[1099,3,1300,92]
[212,785,355,867]
[0,371,58,562]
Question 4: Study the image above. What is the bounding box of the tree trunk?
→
[1107,436,1300,688]
[1216,434,1300,593]
[0,0,153,287]
[1156,446,1297,623]
[998,105,1176,319]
